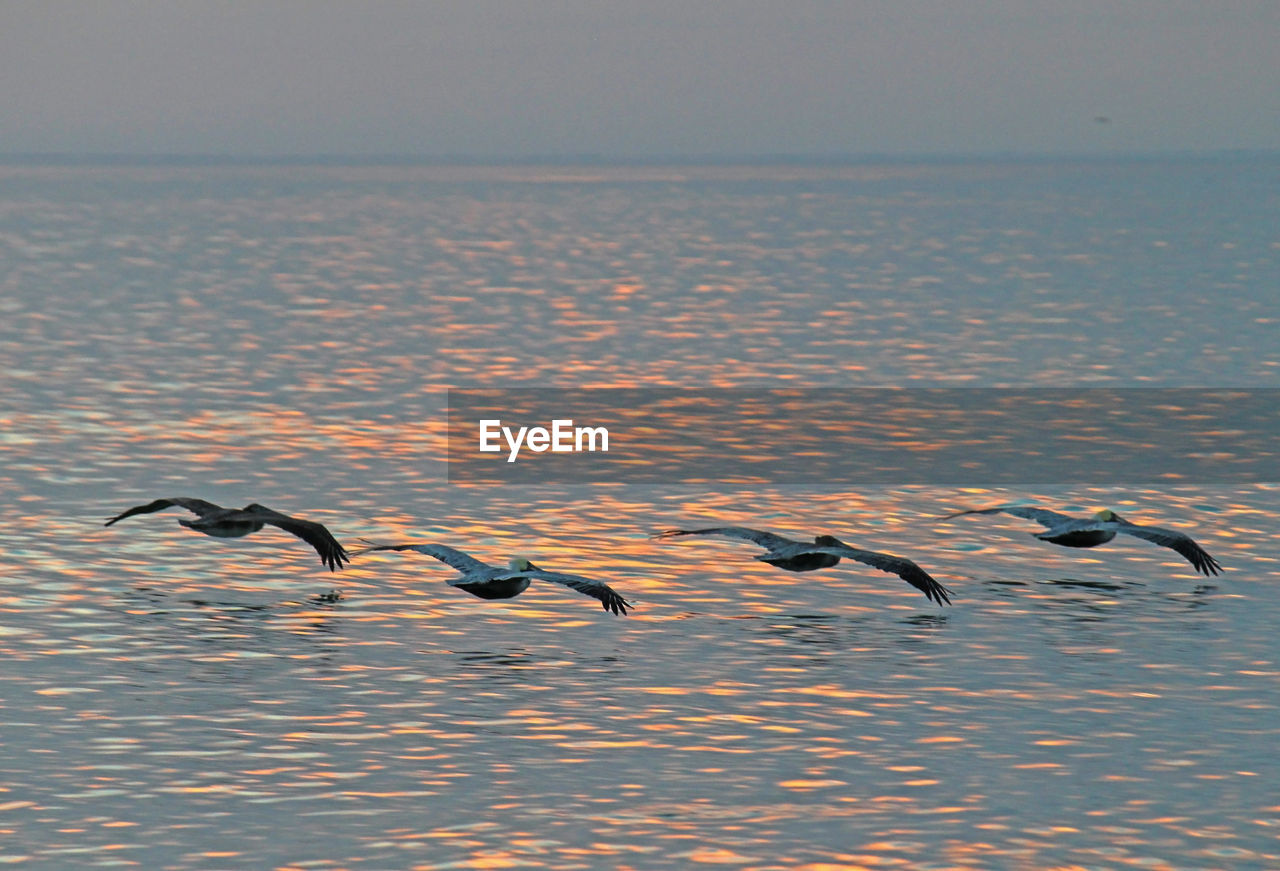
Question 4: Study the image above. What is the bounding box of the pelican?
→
[351,542,631,615]
[653,527,952,605]
[940,506,1222,576]
[104,497,350,572]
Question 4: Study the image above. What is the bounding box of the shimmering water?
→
[2,158,1278,869]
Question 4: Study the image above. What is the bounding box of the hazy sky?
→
[3,1,1278,159]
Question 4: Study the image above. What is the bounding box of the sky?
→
[2,1,1278,160]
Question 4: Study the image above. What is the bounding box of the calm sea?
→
[1,157,1278,869]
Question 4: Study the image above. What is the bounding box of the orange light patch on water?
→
[779,779,847,790]
[446,855,528,869]
[0,801,37,812]
[680,847,759,864]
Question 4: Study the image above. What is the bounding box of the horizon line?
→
[1,148,1277,168]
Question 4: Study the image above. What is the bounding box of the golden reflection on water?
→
[7,166,1275,399]
[3,163,1280,867]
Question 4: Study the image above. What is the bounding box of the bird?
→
[653,526,952,605]
[350,541,632,615]
[939,506,1222,576]
[104,497,350,572]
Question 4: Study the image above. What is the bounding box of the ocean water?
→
[1,157,1278,869]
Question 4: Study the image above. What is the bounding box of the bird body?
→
[655,526,951,605]
[759,548,843,572]
[105,497,350,571]
[455,576,532,600]
[352,542,631,615]
[941,506,1222,576]
[177,514,266,539]
[1031,519,1120,549]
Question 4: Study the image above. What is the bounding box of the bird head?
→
[508,557,539,572]
[814,534,846,547]
[1094,509,1124,522]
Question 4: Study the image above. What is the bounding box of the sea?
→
[1,155,1278,870]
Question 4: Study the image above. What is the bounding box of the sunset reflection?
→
[2,162,1278,868]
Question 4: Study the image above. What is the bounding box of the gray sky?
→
[3,1,1278,159]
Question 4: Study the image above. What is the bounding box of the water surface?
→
[1,157,1278,869]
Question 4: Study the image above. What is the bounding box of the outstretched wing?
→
[653,526,796,553]
[812,544,953,606]
[104,497,226,526]
[941,506,1075,530]
[238,504,350,572]
[350,541,492,574]
[515,569,631,616]
[1113,524,1223,576]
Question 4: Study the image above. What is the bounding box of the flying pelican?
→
[351,542,631,615]
[105,497,350,572]
[653,527,952,605]
[939,506,1222,576]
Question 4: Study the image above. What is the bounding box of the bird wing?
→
[811,545,953,606]
[653,526,796,553]
[350,541,492,574]
[941,506,1075,529]
[1111,523,1223,576]
[236,504,350,572]
[511,569,631,616]
[104,497,226,526]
